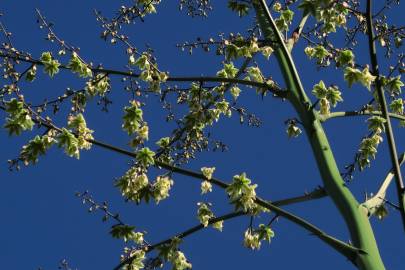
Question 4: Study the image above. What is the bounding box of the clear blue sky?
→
[0,1,404,269]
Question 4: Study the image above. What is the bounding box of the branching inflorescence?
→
[1,1,404,270]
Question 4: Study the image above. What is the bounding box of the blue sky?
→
[0,1,404,269]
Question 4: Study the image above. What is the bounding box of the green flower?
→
[57,128,80,158]
[3,99,34,135]
[226,173,257,212]
[360,66,376,90]
[136,147,155,167]
[122,101,144,135]
[197,202,214,227]
[40,51,60,77]
[201,167,215,180]
[67,52,92,78]
[201,180,213,194]
[286,121,302,138]
[336,50,354,67]
[152,176,174,204]
[344,67,363,88]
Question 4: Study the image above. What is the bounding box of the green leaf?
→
[226,173,257,212]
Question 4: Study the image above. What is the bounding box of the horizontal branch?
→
[319,110,405,122]
[0,50,287,98]
[0,105,358,265]
[115,186,328,269]
[88,139,361,264]
[273,186,327,206]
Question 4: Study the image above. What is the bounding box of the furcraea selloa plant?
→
[1,1,404,269]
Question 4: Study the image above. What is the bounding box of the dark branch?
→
[366,0,405,231]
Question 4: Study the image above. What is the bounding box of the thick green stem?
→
[253,1,384,269]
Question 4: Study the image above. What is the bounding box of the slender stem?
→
[319,110,405,122]
[115,186,328,269]
[0,51,287,98]
[114,211,245,270]
[155,56,255,157]
[0,103,356,264]
[366,0,405,231]
[272,186,327,206]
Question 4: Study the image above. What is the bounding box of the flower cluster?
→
[110,224,144,244]
[20,134,55,165]
[344,66,376,90]
[85,73,111,96]
[200,167,215,194]
[152,176,174,204]
[40,51,60,77]
[121,248,146,270]
[304,45,331,65]
[67,113,94,150]
[298,0,348,33]
[357,116,386,170]
[243,224,275,250]
[4,98,34,136]
[122,101,150,146]
[311,80,343,115]
[286,120,302,138]
[196,202,214,227]
[116,167,149,203]
[116,168,174,205]
[226,173,258,212]
[274,8,294,32]
[67,52,92,78]
[157,238,192,270]
[130,53,168,92]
